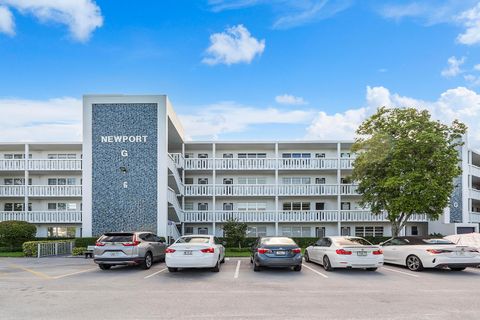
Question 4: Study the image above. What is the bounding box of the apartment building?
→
[0,95,479,238]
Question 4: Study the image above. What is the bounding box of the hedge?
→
[0,221,36,251]
[22,240,74,257]
[72,247,87,256]
[74,237,98,248]
[218,236,391,248]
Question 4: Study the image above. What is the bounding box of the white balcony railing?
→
[278,184,338,196]
[184,158,214,170]
[278,158,337,170]
[215,158,277,170]
[470,165,480,178]
[340,158,354,169]
[0,211,82,223]
[215,184,276,196]
[169,153,183,168]
[0,185,25,196]
[28,185,82,197]
[0,159,82,171]
[470,188,480,200]
[167,187,183,221]
[184,184,214,196]
[470,212,480,223]
[182,210,429,223]
[340,184,359,195]
[0,159,25,170]
[168,155,184,193]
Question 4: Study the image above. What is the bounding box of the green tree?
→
[0,221,37,251]
[222,219,248,248]
[351,107,467,237]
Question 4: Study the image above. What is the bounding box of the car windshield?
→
[335,238,372,246]
[417,238,454,245]
[261,237,296,245]
[176,236,210,244]
[100,233,134,242]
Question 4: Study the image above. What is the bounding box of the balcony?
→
[470,165,480,178]
[184,158,213,170]
[470,188,480,200]
[215,158,276,170]
[469,212,480,223]
[278,184,338,196]
[340,158,354,169]
[215,184,276,196]
[278,210,338,222]
[278,158,337,170]
[0,159,82,171]
[0,211,82,223]
[0,185,82,197]
[340,184,359,195]
[184,184,344,196]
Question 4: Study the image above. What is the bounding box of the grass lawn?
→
[225,249,251,257]
[0,252,24,257]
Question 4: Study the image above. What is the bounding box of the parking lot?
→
[1,257,480,320]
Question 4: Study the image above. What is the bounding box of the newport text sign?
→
[100,135,148,143]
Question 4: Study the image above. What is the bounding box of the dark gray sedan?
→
[250,237,302,271]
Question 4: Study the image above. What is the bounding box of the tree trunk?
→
[391,213,409,237]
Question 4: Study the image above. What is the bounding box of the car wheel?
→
[220,256,225,264]
[366,268,377,271]
[253,261,261,272]
[304,251,311,263]
[323,255,333,272]
[250,256,253,264]
[141,252,153,270]
[406,255,424,271]
[212,261,220,272]
[293,265,302,272]
[168,267,178,272]
[98,264,111,270]
[450,267,466,271]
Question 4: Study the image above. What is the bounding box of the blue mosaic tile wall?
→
[92,103,158,236]
[450,146,463,223]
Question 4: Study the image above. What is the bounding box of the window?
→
[184,177,193,185]
[238,177,266,184]
[198,227,208,235]
[355,226,384,237]
[283,202,310,211]
[198,153,208,158]
[282,177,311,184]
[411,226,418,236]
[238,153,267,158]
[341,178,350,184]
[67,178,76,185]
[223,203,234,211]
[223,153,233,158]
[315,153,326,158]
[47,154,57,159]
[282,153,311,158]
[4,154,13,159]
[198,178,208,184]
[246,226,267,237]
[315,227,326,238]
[341,152,351,158]
[5,178,31,185]
[4,178,13,185]
[198,203,208,211]
[184,153,193,159]
[184,202,194,211]
[315,177,326,184]
[13,203,23,211]
[48,203,57,210]
[185,226,194,235]
[48,178,57,185]
[67,203,77,210]
[47,153,77,159]
[223,178,233,184]
[315,202,325,210]
[341,202,351,210]
[57,178,67,185]
[341,227,351,236]
[4,203,13,211]
[238,203,266,211]
[282,226,310,237]
[57,203,67,211]
[47,227,76,238]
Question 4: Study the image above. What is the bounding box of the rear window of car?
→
[261,237,296,245]
[176,237,210,244]
[335,238,372,246]
[401,238,455,245]
[420,239,454,245]
[99,234,133,242]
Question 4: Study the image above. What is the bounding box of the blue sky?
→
[1,0,480,145]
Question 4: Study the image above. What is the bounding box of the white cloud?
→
[179,101,313,139]
[474,64,480,71]
[0,97,81,141]
[275,94,308,105]
[0,5,14,36]
[203,24,265,65]
[441,56,465,78]
[456,3,480,45]
[0,0,103,42]
[306,86,480,149]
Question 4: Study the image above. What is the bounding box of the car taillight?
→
[123,236,141,247]
[165,248,176,253]
[257,248,271,254]
[336,249,352,255]
[372,249,383,255]
[292,248,301,254]
[95,242,105,247]
[426,249,443,254]
[201,247,215,253]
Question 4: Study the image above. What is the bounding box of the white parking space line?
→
[53,268,98,280]
[302,264,329,278]
[382,267,420,278]
[225,258,230,261]
[234,260,241,279]
[144,268,167,279]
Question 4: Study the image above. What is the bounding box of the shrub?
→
[0,221,36,251]
[75,237,98,248]
[72,247,87,256]
[22,240,74,257]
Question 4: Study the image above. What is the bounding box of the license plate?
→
[357,251,367,256]
[276,251,286,256]
[108,252,120,257]
[184,250,192,255]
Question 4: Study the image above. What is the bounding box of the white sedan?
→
[165,235,225,272]
[305,236,384,271]
[380,236,480,271]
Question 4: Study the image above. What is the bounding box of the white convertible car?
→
[165,235,225,272]
[305,236,384,271]
[380,236,480,271]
